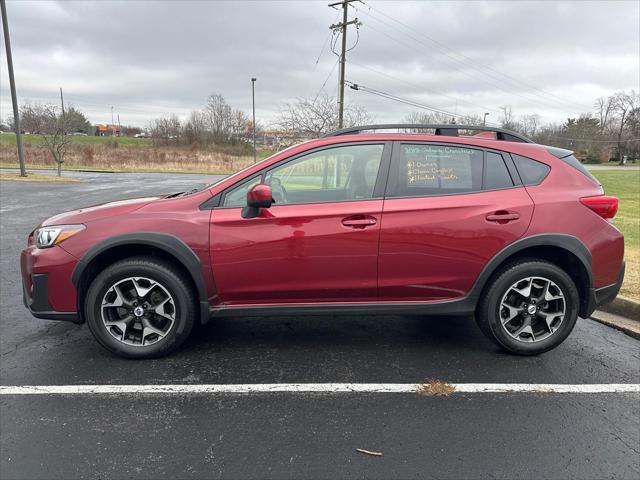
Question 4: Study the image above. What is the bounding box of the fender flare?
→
[468,233,593,300]
[71,232,209,322]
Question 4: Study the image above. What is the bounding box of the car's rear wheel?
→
[476,260,579,355]
[84,257,196,358]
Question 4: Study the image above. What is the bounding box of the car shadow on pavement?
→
[182,314,499,356]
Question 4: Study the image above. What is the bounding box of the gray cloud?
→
[1,0,638,127]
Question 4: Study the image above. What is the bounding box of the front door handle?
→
[486,211,520,223]
[342,215,377,229]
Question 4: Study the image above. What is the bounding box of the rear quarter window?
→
[559,155,600,185]
[512,154,551,186]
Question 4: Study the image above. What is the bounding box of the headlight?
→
[35,224,85,249]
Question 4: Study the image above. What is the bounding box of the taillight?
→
[580,195,618,219]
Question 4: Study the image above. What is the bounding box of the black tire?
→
[476,259,579,355]
[84,257,197,359]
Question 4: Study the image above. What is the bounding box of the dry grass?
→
[416,380,456,397]
[0,172,81,182]
[0,144,259,174]
[622,246,639,299]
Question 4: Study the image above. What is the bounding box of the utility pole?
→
[60,87,66,135]
[59,88,65,116]
[251,77,256,163]
[111,106,115,136]
[1,0,26,176]
[117,114,121,137]
[329,0,359,129]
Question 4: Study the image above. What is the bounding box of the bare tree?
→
[148,114,181,145]
[627,106,640,162]
[457,113,485,126]
[278,94,338,137]
[230,109,249,138]
[343,102,374,129]
[595,96,614,134]
[21,103,71,176]
[182,110,207,145]
[520,114,541,138]
[278,93,372,138]
[403,111,453,126]
[611,91,639,164]
[499,105,518,131]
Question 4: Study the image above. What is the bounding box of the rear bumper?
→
[22,273,80,323]
[585,261,625,317]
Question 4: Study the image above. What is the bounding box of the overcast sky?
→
[1,0,638,128]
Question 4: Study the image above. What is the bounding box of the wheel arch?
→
[72,232,209,324]
[470,234,593,317]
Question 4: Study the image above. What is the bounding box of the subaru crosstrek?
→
[21,124,625,358]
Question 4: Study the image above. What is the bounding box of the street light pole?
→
[483,112,490,126]
[251,77,257,163]
[1,0,26,176]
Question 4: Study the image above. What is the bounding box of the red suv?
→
[21,125,625,358]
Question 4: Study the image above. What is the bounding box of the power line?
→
[313,59,340,103]
[348,60,500,117]
[347,80,500,125]
[313,10,341,71]
[347,15,552,112]
[358,1,594,112]
[352,4,589,114]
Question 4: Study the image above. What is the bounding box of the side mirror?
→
[242,184,273,218]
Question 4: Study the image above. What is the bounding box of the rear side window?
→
[484,152,514,190]
[512,154,551,186]
[389,144,483,197]
[387,144,518,198]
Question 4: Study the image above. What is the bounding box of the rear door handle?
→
[342,215,377,229]
[486,211,520,223]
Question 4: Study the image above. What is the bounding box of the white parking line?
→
[1,383,639,395]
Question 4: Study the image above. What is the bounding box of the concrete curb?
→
[591,295,639,339]
[599,295,640,320]
[590,310,640,340]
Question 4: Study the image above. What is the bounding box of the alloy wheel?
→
[499,276,566,343]
[101,276,176,347]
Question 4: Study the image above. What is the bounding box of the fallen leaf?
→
[416,380,456,396]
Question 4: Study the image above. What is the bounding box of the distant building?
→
[94,124,121,137]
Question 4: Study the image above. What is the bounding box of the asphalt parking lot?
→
[1,170,639,479]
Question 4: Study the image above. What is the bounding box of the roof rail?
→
[322,124,534,143]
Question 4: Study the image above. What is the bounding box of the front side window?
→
[389,144,484,197]
[263,144,385,205]
[222,176,261,207]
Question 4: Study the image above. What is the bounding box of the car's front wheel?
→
[476,260,579,355]
[84,257,196,358]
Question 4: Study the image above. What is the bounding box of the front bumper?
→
[585,261,625,317]
[22,273,79,322]
[21,244,81,323]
